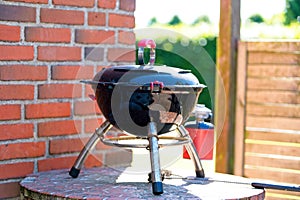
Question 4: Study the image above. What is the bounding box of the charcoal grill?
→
[69,39,207,195]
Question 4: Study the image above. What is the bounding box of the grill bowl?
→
[88,65,205,136]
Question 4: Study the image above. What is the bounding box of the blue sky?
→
[135,0,286,27]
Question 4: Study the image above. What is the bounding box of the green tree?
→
[192,15,211,25]
[284,0,300,25]
[168,15,182,26]
[248,14,265,23]
[148,17,158,26]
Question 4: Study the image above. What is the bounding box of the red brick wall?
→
[0,0,136,198]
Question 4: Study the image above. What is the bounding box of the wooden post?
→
[215,0,241,173]
[234,41,247,176]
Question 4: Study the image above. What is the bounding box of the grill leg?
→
[178,125,205,178]
[69,120,112,178]
[148,122,163,195]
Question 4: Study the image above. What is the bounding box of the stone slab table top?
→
[20,167,265,199]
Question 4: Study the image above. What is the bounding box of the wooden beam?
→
[215,0,241,173]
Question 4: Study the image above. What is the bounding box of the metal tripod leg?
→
[148,122,163,195]
[178,125,205,178]
[69,120,112,178]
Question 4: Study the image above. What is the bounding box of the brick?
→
[0,104,21,120]
[118,31,135,45]
[25,102,71,119]
[38,83,82,99]
[38,120,81,137]
[84,153,103,168]
[88,12,106,26]
[85,47,104,61]
[0,182,20,199]
[109,13,135,28]
[0,24,20,42]
[75,29,114,44]
[0,4,35,22]
[6,0,48,3]
[84,118,104,133]
[74,100,101,116]
[38,156,76,171]
[0,85,34,100]
[0,123,33,141]
[38,154,103,172]
[52,65,94,80]
[98,0,116,9]
[53,0,94,7]
[119,0,136,11]
[0,45,34,61]
[38,46,81,61]
[0,65,47,81]
[40,8,84,25]
[25,27,71,43]
[107,48,135,62]
[85,84,96,97]
[0,141,45,160]
[49,137,88,154]
[0,162,34,180]
[96,65,107,72]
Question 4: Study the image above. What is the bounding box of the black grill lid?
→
[84,65,206,92]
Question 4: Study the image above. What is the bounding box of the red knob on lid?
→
[138,39,156,48]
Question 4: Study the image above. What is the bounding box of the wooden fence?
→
[234,41,300,200]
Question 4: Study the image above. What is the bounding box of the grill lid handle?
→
[138,39,156,66]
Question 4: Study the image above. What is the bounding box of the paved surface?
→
[20,166,265,199]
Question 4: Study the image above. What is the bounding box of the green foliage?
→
[284,0,300,25]
[248,14,265,23]
[267,13,285,25]
[136,36,217,109]
[192,15,211,25]
[168,15,182,26]
[148,17,158,26]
